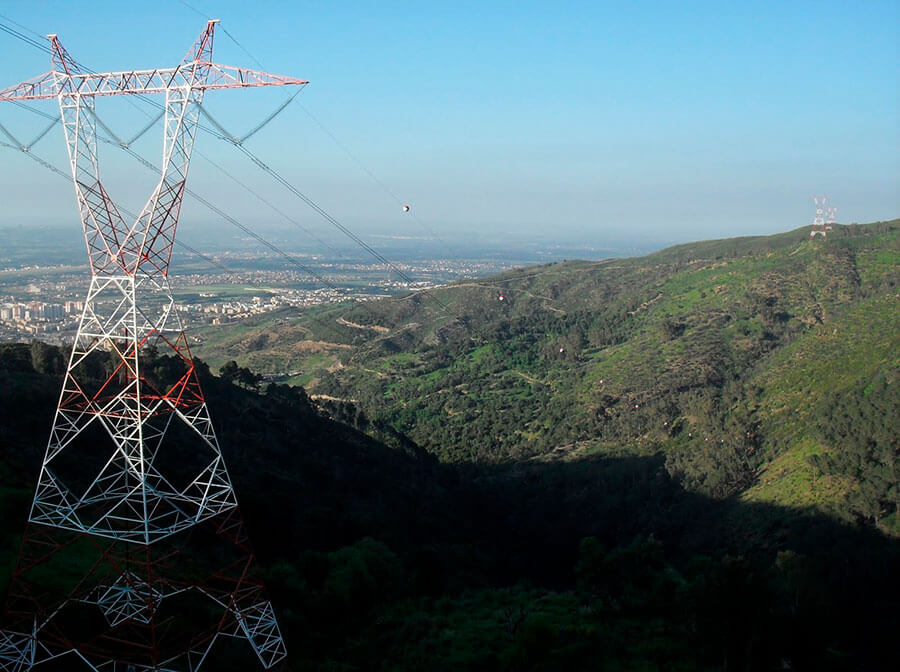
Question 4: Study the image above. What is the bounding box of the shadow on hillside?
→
[2,343,898,670]
[228,429,899,670]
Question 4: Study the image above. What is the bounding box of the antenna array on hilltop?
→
[810,195,837,239]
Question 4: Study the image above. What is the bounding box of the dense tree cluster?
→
[1,343,899,669]
[811,373,900,529]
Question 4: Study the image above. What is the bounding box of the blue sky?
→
[0,0,897,252]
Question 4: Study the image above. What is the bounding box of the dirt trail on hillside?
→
[337,317,390,333]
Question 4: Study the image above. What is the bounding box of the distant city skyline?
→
[0,0,897,252]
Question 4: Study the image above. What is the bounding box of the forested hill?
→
[2,341,900,670]
[192,219,900,536]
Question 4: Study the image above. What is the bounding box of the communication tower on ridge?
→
[0,21,306,671]
[810,196,829,238]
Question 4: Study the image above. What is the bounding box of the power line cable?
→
[228,133,462,324]
[0,16,372,271]
[193,146,343,257]
[1,17,486,346]
[293,101,447,245]
[0,134,363,349]
[202,25,480,323]
[212,19,451,250]
[0,20,48,53]
[5,97,361,319]
[0,139,230,273]
[90,130,397,342]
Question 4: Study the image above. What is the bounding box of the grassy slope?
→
[191,221,900,526]
[743,294,899,521]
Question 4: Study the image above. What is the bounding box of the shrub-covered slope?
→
[2,342,900,670]
[193,220,900,533]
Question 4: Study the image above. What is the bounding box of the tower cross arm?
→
[196,62,309,91]
[0,71,59,101]
[0,64,306,101]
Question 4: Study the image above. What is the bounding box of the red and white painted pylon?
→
[0,21,306,671]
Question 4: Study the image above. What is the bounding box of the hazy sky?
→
[0,0,897,252]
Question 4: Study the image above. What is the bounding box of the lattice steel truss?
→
[810,195,829,238]
[0,21,306,671]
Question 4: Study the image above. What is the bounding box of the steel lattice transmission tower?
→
[810,195,829,238]
[826,204,837,230]
[0,21,306,671]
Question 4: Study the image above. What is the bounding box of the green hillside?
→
[192,220,900,534]
[3,341,900,670]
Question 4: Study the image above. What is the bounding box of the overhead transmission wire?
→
[203,18,533,308]
[102,17,468,331]
[194,101,465,330]
[0,25,377,353]
[0,119,361,346]
[204,25,484,327]
[0,19,335,278]
[0,14,408,279]
[0,16,489,346]
[172,2,470,308]
[0,12,157,125]
[4,13,573,373]
[0,21,330,287]
[96,134,416,344]
[170,24,463,322]
[2,95,378,346]
[0,61,371,347]
[4,98,351,310]
[72,103,379,319]
[222,31,497,328]
[202,14,450,247]
[0,99,226,273]
[0,16,50,53]
[0,16,345,261]
[0,134,230,274]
